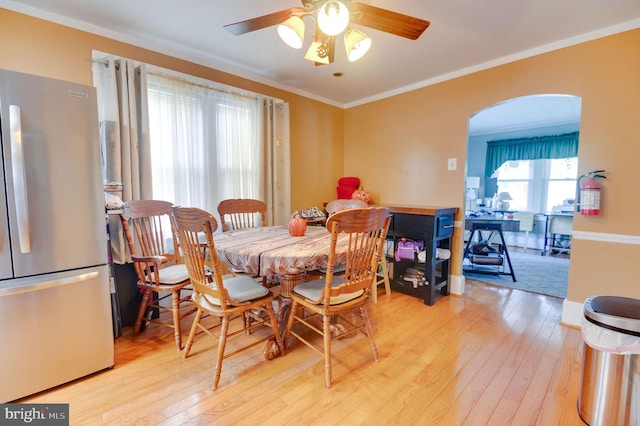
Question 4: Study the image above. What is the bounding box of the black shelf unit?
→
[382,205,457,306]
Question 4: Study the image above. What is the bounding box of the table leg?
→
[269,272,306,350]
[278,271,307,298]
[278,302,291,342]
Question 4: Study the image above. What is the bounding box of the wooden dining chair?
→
[217,198,268,285]
[325,198,368,215]
[217,198,267,232]
[172,206,284,391]
[284,207,391,388]
[513,211,535,251]
[120,200,195,351]
[325,199,391,303]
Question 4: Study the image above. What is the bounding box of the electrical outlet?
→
[447,158,457,171]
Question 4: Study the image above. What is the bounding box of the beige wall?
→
[345,29,640,304]
[2,8,640,306]
[0,9,344,213]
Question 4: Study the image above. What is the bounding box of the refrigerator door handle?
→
[0,270,100,297]
[9,105,31,253]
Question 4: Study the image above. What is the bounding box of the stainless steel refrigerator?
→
[0,69,114,402]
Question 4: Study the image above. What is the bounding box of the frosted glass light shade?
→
[304,41,330,64]
[277,16,305,49]
[317,1,349,36]
[344,29,371,61]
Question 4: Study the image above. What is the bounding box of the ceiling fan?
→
[224,1,430,65]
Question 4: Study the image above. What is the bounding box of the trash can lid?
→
[584,295,640,336]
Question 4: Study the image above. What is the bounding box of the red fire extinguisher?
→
[577,170,606,216]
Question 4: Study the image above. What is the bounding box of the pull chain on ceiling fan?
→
[224,1,430,66]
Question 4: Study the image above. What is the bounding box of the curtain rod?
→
[147,68,263,102]
[91,54,284,104]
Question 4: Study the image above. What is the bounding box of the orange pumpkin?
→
[288,214,307,236]
[352,187,372,204]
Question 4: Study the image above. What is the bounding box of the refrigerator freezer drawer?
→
[0,265,114,402]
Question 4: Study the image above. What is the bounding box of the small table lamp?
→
[495,191,512,210]
[466,177,480,210]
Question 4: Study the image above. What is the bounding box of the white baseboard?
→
[562,299,584,328]
[450,274,464,296]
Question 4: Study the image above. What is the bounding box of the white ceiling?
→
[468,94,583,136]
[2,0,640,130]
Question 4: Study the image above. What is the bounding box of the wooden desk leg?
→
[496,229,517,282]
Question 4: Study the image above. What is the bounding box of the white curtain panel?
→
[93,56,152,263]
[146,70,257,218]
[262,99,291,226]
[93,57,152,200]
[93,55,291,259]
[144,67,290,227]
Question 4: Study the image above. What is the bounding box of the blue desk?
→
[464,217,520,233]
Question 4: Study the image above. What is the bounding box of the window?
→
[92,55,290,231]
[495,158,577,213]
[146,71,263,216]
[547,158,578,212]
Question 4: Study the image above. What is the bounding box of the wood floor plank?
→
[459,290,555,425]
[354,290,497,422]
[486,302,560,424]
[511,311,569,424]
[18,280,586,425]
[536,326,585,425]
[416,288,533,424]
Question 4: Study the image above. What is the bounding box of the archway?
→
[463,94,582,298]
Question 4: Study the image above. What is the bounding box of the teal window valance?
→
[484,131,579,178]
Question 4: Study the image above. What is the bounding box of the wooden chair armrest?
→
[131,254,169,265]
[131,255,169,286]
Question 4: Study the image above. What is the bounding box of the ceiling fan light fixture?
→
[277,16,305,49]
[317,1,350,36]
[304,40,330,64]
[344,29,371,62]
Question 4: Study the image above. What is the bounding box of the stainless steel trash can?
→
[579,295,640,425]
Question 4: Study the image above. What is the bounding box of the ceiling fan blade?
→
[224,7,305,35]
[350,3,430,40]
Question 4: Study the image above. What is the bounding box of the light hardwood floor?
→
[19,280,586,425]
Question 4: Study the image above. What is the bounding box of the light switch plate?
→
[447,158,457,171]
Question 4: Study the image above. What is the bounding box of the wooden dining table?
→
[214,225,350,297]
[215,225,363,357]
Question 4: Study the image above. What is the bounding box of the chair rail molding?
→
[572,230,640,245]
[561,230,640,328]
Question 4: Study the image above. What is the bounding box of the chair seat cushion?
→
[293,275,364,305]
[316,264,346,275]
[203,275,269,306]
[158,264,190,284]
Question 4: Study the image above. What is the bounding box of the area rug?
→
[463,250,569,298]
